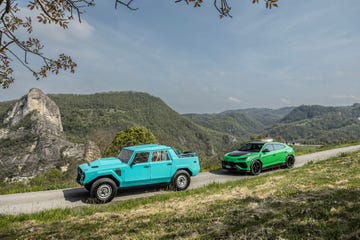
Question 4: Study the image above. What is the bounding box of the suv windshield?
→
[118,149,133,164]
[238,143,264,152]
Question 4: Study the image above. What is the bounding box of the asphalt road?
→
[1,145,360,215]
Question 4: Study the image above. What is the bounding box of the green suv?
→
[222,142,295,175]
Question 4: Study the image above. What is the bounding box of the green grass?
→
[0,169,78,195]
[1,150,360,239]
[292,141,360,155]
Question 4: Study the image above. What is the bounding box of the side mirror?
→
[130,160,137,167]
[262,148,270,153]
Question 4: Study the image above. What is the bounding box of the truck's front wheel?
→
[90,178,117,203]
[172,170,191,191]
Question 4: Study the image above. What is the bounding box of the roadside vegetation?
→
[0,169,78,195]
[1,150,359,239]
[292,141,360,155]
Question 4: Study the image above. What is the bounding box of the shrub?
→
[105,126,157,157]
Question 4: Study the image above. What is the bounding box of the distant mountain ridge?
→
[184,107,294,138]
[183,104,360,144]
[268,104,360,144]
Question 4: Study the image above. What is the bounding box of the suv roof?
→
[248,141,283,144]
[124,144,171,152]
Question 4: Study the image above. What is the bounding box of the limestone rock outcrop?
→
[0,88,101,181]
[4,88,63,136]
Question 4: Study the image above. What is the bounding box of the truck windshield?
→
[118,149,133,164]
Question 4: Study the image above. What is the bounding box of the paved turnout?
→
[1,145,360,215]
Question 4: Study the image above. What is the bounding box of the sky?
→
[1,0,360,113]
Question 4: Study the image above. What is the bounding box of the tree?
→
[105,126,157,156]
[0,0,278,88]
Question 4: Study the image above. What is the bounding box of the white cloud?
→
[332,94,360,101]
[281,98,291,104]
[228,97,241,103]
[17,7,95,44]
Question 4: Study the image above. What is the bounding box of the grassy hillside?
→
[269,104,360,144]
[48,92,232,167]
[1,151,359,239]
[184,111,263,138]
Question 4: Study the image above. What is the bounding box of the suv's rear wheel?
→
[90,178,117,203]
[286,155,295,168]
[172,170,191,191]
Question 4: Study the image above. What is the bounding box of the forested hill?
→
[228,107,294,127]
[268,104,360,144]
[47,92,231,159]
[183,107,293,138]
[184,112,264,138]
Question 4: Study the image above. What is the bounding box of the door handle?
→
[167,163,172,166]
[144,165,150,168]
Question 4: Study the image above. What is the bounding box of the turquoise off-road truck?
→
[77,144,200,203]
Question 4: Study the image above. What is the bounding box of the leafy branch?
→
[0,0,94,88]
[175,0,278,18]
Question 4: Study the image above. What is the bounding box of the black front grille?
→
[76,167,84,183]
[222,161,236,169]
[222,161,247,170]
[237,162,247,169]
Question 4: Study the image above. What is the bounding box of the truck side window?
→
[133,152,149,164]
[152,151,170,162]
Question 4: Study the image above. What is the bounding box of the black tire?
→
[250,160,262,175]
[285,155,295,168]
[90,178,117,203]
[172,170,191,191]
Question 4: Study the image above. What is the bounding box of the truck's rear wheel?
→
[172,170,191,191]
[90,178,117,203]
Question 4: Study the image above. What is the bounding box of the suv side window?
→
[133,152,149,164]
[152,151,170,162]
[273,144,285,150]
[264,144,275,152]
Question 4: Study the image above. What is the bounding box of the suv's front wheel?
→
[90,178,117,203]
[250,160,262,175]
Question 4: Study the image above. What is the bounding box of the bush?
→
[105,126,157,156]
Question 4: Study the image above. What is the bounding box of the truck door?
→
[125,152,151,186]
[150,151,172,183]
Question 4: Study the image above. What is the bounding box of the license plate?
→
[225,165,232,169]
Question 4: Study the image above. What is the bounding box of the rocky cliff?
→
[0,88,101,182]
